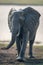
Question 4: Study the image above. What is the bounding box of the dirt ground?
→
[0,44,43,65]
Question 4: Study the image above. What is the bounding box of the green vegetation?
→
[0,42,16,47]
[0,43,7,47]
[0,0,43,5]
[34,45,43,49]
[0,42,43,48]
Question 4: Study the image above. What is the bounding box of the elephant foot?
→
[29,55,35,59]
[16,56,26,62]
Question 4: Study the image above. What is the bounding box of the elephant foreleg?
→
[16,31,28,61]
[29,35,35,58]
[16,36,22,55]
[16,27,23,55]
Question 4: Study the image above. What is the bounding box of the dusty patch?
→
[0,44,43,65]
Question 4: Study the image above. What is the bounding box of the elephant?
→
[1,7,41,61]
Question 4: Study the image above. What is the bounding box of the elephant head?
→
[8,7,41,33]
[8,8,25,32]
[3,8,26,49]
[7,7,41,48]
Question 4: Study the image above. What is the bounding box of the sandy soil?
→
[0,45,43,65]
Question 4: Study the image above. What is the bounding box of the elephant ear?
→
[23,7,41,18]
[8,8,16,32]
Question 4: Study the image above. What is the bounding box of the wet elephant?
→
[1,7,41,61]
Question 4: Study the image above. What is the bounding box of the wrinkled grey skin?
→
[2,7,41,60]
